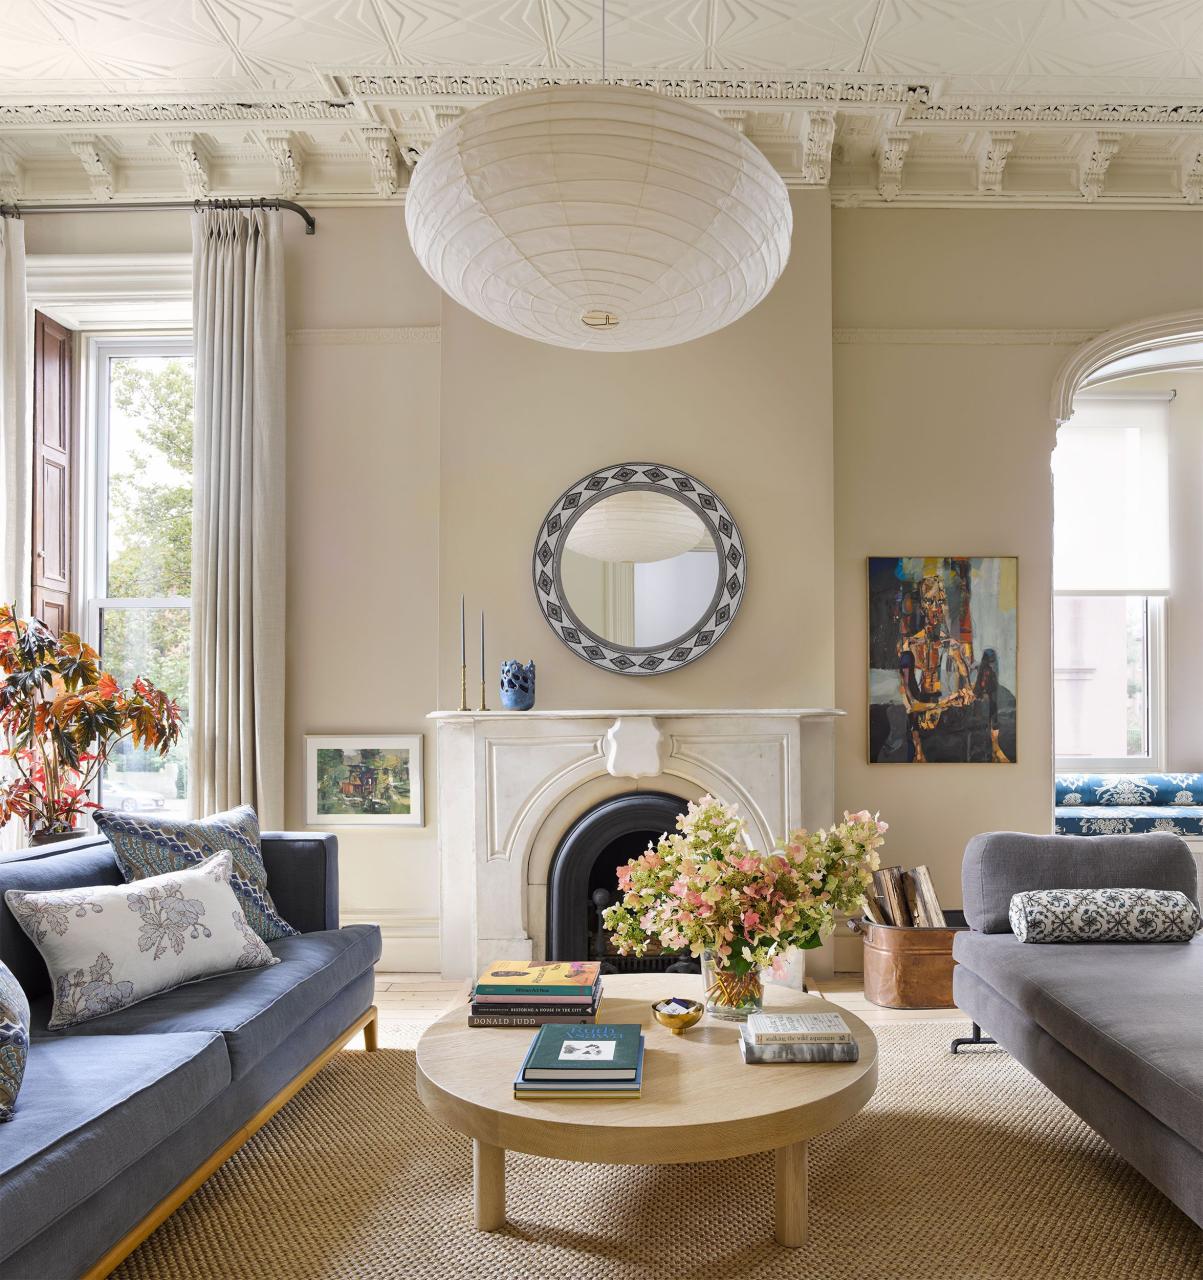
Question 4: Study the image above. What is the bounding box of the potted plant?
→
[602,795,887,1020]
[0,606,182,844]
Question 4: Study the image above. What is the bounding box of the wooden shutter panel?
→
[32,311,74,634]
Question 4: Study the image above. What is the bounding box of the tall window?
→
[85,337,193,816]
[1052,392,1169,771]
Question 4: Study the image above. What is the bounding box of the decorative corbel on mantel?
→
[1182,150,1203,204]
[977,130,1017,194]
[67,136,115,200]
[1079,130,1122,201]
[800,109,836,185]
[360,126,402,197]
[166,132,210,199]
[877,130,910,201]
[0,146,21,202]
[263,130,302,198]
[603,717,665,780]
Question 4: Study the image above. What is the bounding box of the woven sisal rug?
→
[114,1019,1201,1280]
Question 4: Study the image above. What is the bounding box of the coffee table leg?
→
[774,1140,808,1247]
[473,1139,506,1231]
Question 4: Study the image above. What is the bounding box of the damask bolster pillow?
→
[0,960,29,1121]
[1009,887,1202,944]
[94,804,297,943]
[4,851,278,1030]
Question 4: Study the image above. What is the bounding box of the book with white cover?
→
[746,1012,853,1045]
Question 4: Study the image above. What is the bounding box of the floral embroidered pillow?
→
[1009,887,1202,944]
[4,851,278,1030]
[94,804,296,943]
[0,961,29,1121]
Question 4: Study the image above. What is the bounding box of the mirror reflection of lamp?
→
[565,492,709,564]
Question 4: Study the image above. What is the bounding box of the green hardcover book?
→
[521,1023,642,1080]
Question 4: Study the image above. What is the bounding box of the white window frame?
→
[1054,592,1166,773]
[79,333,194,807]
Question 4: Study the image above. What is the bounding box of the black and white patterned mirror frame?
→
[532,462,747,676]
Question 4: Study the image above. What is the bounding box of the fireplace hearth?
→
[547,791,700,974]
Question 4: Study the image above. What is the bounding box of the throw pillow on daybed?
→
[0,961,29,1121]
[4,851,278,1030]
[94,804,296,943]
[1009,887,1202,944]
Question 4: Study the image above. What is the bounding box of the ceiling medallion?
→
[404,84,792,352]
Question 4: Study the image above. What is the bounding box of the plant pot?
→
[700,950,764,1022]
[30,829,79,847]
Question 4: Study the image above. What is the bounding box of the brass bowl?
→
[651,998,705,1036]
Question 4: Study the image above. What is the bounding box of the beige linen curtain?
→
[190,208,285,826]
[0,213,28,614]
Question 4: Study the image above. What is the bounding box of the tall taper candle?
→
[459,594,465,665]
[480,611,485,683]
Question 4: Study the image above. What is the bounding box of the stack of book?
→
[513,1023,645,1099]
[468,960,602,1028]
[738,1011,859,1064]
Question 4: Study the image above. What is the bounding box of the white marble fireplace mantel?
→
[428,707,845,981]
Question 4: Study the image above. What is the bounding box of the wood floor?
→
[371,972,969,1029]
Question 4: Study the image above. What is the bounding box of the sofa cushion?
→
[0,843,123,1002]
[1056,773,1203,807]
[94,805,297,942]
[0,1030,230,1258]
[33,924,381,1080]
[6,851,279,1029]
[953,930,1203,1151]
[1055,805,1203,837]
[0,959,29,1121]
[961,831,1198,932]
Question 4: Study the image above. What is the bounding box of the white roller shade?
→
[1053,394,1171,594]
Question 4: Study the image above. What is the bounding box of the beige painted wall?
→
[438,189,835,714]
[22,200,1203,967]
[831,209,1203,915]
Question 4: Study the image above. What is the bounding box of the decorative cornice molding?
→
[834,328,1102,346]
[908,101,1203,125]
[800,109,836,185]
[977,130,1017,194]
[263,130,302,198]
[166,132,209,198]
[1183,150,1203,204]
[0,146,20,201]
[877,131,910,202]
[349,71,931,105]
[1080,130,1121,201]
[286,327,441,345]
[0,99,361,127]
[68,136,114,199]
[360,125,401,198]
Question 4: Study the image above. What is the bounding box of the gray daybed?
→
[953,831,1202,1228]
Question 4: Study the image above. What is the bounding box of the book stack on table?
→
[468,960,602,1028]
[739,1012,860,1064]
[514,1023,645,1100]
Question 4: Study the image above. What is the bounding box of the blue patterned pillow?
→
[94,805,296,943]
[0,960,30,1121]
[1010,888,1202,943]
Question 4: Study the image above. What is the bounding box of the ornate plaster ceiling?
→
[2,0,1203,207]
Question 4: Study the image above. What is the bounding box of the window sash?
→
[1054,592,1165,772]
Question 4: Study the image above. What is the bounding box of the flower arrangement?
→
[0,606,182,841]
[602,795,887,1016]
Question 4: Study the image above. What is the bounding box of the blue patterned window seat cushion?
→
[1055,773,1203,838]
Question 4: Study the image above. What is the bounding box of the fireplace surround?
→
[429,707,843,981]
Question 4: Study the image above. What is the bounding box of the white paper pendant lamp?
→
[404,84,792,351]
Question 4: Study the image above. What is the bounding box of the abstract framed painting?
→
[868,557,1017,764]
[305,735,424,826]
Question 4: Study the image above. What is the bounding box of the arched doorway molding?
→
[1051,310,1203,424]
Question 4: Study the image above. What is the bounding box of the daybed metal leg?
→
[950,1022,997,1054]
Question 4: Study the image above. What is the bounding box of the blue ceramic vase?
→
[499,659,536,711]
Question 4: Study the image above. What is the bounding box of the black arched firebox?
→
[546,791,700,974]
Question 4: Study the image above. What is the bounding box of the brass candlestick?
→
[478,678,489,713]
[458,664,469,712]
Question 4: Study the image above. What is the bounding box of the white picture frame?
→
[304,735,424,827]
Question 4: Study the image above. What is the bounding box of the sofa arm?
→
[260,832,339,934]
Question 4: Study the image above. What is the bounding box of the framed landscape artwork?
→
[305,735,424,827]
[868,557,1017,765]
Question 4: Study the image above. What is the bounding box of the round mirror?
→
[533,463,746,675]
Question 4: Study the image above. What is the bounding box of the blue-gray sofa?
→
[953,831,1201,1228]
[0,830,381,1280]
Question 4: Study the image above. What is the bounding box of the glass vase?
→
[701,950,764,1022]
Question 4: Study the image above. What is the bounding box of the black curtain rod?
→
[0,196,316,235]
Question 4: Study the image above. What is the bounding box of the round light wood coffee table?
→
[416,972,878,1247]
